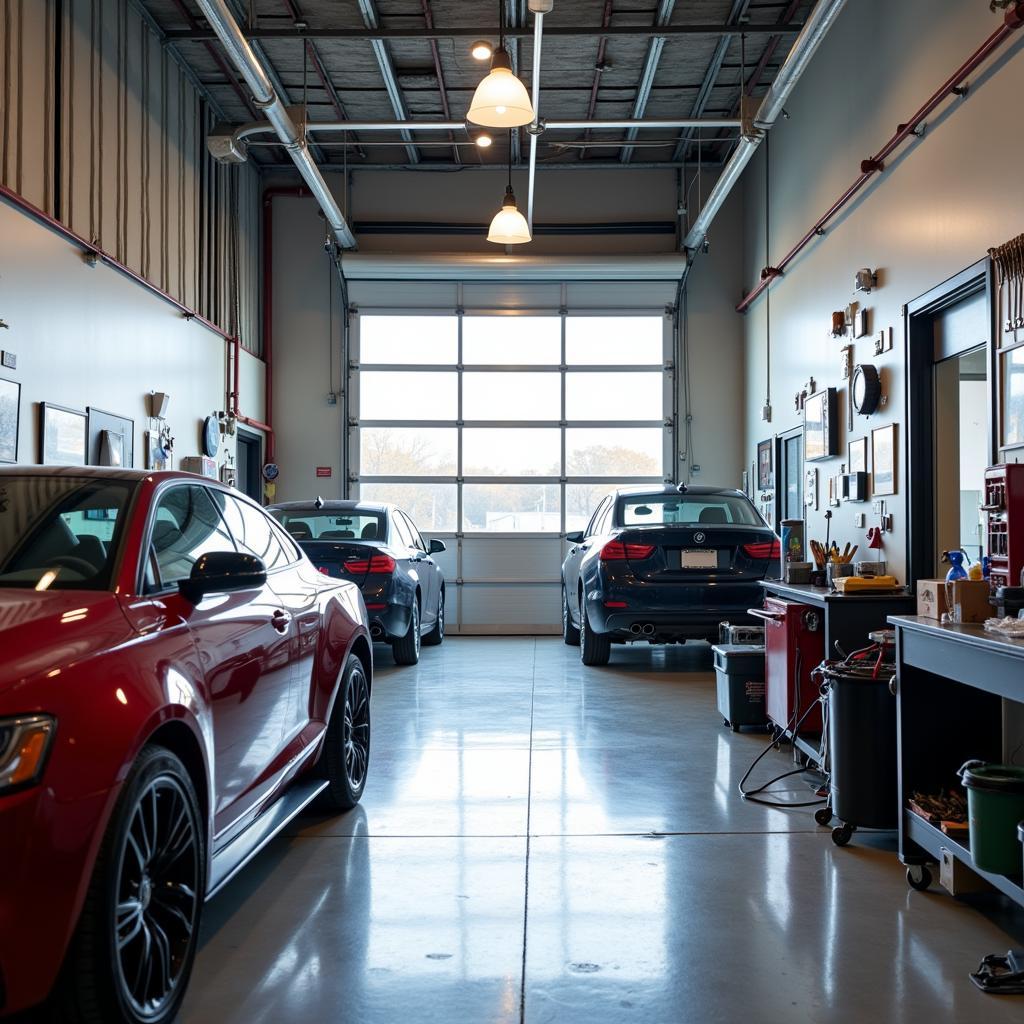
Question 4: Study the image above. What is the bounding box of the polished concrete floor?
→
[181,638,1024,1023]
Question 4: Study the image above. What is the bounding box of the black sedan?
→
[269,500,445,665]
[562,484,779,665]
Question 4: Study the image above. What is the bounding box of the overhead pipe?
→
[735,4,1024,313]
[165,22,803,43]
[682,0,849,255]
[227,116,743,155]
[526,3,546,231]
[192,0,356,249]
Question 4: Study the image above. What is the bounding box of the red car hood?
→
[0,589,136,699]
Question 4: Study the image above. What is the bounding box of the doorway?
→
[236,429,263,503]
[906,259,995,583]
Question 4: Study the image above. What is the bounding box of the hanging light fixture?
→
[487,131,532,245]
[467,1,535,128]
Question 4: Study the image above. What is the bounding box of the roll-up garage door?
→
[346,268,678,634]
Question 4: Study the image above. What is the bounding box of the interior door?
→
[146,484,293,833]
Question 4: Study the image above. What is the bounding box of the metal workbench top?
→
[761,579,914,607]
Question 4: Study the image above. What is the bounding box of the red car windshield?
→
[0,477,136,590]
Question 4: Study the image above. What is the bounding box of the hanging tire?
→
[56,746,205,1024]
[318,653,372,811]
[422,589,445,647]
[391,599,421,665]
[579,602,611,666]
[562,585,580,647]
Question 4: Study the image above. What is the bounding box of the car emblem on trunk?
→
[693,531,706,544]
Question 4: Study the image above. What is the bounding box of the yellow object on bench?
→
[832,575,900,593]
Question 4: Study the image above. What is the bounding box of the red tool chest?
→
[762,597,824,734]
[985,464,1024,589]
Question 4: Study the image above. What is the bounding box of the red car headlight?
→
[0,714,57,793]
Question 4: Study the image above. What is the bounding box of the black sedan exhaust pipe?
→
[370,624,385,640]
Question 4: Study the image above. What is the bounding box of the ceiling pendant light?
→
[467,1,535,128]
[487,132,532,245]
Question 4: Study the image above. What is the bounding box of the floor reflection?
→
[177,638,1023,1023]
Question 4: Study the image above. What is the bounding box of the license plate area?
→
[680,549,719,569]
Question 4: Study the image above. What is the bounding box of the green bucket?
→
[958,761,1024,875]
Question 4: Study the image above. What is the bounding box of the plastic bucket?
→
[958,762,1024,875]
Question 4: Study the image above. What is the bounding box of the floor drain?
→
[569,962,601,973]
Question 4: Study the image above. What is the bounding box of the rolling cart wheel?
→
[723,718,731,729]
[907,865,932,891]
[831,823,854,847]
[814,807,833,827]
[731,723,740,732]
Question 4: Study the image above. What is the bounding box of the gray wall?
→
[266,168,746,504]
[1,0,261,352]
[1,0,265,471]
[0,199,264,472]
[737,0,1024,580]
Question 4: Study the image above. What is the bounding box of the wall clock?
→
[851,364,882,416]
[202,415,220,457]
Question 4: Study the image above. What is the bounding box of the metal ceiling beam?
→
[356,0,419,163]
[671,0,750,162]
[164,23,804,42]
[421,0,460,164]
[273,0,366,159]
[259,159,723,171]
[581,0,614,156]
[620,0,676,163]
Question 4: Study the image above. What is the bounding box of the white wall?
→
[737,0,1024,580]
[0,199,265,472]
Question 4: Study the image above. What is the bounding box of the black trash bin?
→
[819,658,897,845]
[712,644,767,731]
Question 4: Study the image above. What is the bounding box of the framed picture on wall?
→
[756,438,773,490]
[871,423,897,496]
[848,436,868,474]
[804,387,839,461]
[40,403,87,466]
[0,378,20,463]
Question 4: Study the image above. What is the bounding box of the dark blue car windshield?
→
[618,493,762,527]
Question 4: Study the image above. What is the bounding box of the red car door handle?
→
[271,609,292,633]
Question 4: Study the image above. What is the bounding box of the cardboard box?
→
[917,578,991,623]
[916,579,948,619]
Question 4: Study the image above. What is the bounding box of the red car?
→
[0,468,372,1023]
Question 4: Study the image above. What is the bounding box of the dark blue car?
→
[561,485,779,665]
[268,500,445,665]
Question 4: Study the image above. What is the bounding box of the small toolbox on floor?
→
[712,644,768,732]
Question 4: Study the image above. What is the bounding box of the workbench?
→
[890,615,1024,899]
[760,581,916,768]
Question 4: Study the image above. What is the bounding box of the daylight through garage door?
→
[350,311,673,633]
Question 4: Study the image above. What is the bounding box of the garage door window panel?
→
[463,316,560,365]
[463,484,561,533]
[360,427,457,476]
[463,428,561,477]
[565,372,664,421]
[360,372,458,421]
[359,315,458,365]
[566,316,663,365]
[463,372,561,422]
